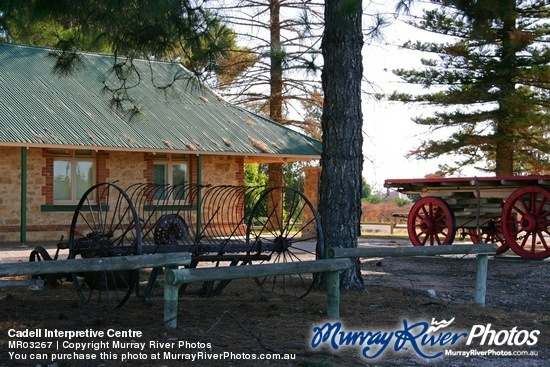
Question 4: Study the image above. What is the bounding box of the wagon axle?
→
[519,213,540,233]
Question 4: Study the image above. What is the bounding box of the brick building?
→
[0,44,321,244]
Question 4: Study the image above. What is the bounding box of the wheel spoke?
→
[69,183,142,308]
[407,197,455,247]
[247,187,323,297]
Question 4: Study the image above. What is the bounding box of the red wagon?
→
[384,175,550,259]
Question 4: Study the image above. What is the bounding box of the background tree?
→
[391,0,550,175]
[319,0,364,290]
[361,177,372,199]
[209,0,325,133]
[207,0,326,191]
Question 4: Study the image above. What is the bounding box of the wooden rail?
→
[163,258,353,328]
[360,222,407,234]
[0,253,192,277]
[0,253,192,292]
[328,244,498,306]
[0,245,497,328]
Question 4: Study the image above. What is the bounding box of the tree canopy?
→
[391,0,550,175]
[0,0,240,116]
[0,0,233,68]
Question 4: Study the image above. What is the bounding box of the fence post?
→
[474,254,489,306]
[326,270,340,318]
[164,264,181,328]
[164,282,179,328]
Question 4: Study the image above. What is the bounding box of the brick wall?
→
[0,147,246,244]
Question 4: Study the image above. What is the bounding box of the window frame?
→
[152,154,190,203]
[52,149,96,205]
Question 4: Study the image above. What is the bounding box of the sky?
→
[360,1,484,190]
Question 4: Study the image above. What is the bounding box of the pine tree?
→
[391,0,550,175]
[208,0,325,136]
[0,0,238,115]
[320,0,365,290]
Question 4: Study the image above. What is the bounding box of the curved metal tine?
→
[212,186,247,254]
[211,186,237,243]
[143,184,171,244]
[243,186,265,252]
[128,184,151,245]
[197,185,216,245]
[198,185,225,243]
[199,206,221,244]
[184,184,202,242]
[225,186,249,242]
[185,199,209,252]
[167,183,194,246]
[172,183,189,205]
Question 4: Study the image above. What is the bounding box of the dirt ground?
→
[0,237,548,367]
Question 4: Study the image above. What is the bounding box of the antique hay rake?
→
[30,182,324,308]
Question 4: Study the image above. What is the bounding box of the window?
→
[152,154,189,201]
[52,150,95,203]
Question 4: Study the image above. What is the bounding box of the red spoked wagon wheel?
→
[501,186,550,259]
[407,197,456,246]
[468,217,511,255]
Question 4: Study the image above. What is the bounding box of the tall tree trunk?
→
[268,0,284,190]
[320,0,364,290]
[269,0,283,124]
[495,0,517,176]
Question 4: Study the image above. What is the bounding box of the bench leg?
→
[474,254,489,306]
[327,270,340,318]
[164,283,180,328]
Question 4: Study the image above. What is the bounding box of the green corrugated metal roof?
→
[0,43,321,160]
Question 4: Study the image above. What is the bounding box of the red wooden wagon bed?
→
[384,175,550,259]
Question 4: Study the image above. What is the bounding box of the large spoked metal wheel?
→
[69,182,143,308]
[407,197,456,246]
[246,186,325,298]
[501,186,550,259]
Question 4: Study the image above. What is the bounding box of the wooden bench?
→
[163,258,353,328]
[328,243,498,306]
